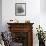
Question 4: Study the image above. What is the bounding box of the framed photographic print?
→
[15,3,26,16]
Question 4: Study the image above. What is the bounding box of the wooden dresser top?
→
[7,23,34,25]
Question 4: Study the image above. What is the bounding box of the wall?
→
[2,0,46,46]
[0,0,2,32]
[40,0,46,13]
[40,0,46,32]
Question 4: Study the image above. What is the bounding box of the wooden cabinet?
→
[7,23,34,46]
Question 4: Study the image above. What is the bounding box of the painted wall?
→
[40,0,46,13]
[40,0,46,31]
[2,0,46,46]
[0,0,2,32]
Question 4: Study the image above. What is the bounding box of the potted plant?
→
[36,25,45,46]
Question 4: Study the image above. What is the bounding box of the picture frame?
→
[15,3,26,16]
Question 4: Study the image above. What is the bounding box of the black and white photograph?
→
[15,3,26,16]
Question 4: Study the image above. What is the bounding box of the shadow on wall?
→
[0,0,2,32]
[40,0,46,14]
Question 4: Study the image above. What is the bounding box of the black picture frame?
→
[15,3,26,16]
